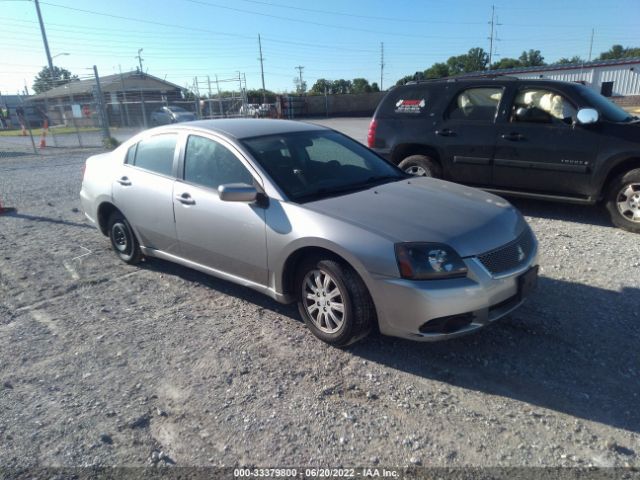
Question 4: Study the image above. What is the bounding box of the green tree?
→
[395,75,414,86]
[447,48,489,75]
[598,44,640,60]
[370,82,380,92]
[310,79,333,95]
[32,66,78,94]
[332,79,352,94]
[599,44,625,60]
[556,56,585,65]
[519,49,545,67]
[351,78,372,94]
[423,62,449,78]
[246,89,277,103]
[490,57,522,70]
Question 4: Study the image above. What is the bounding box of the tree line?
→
[28,43,640,96]
[396,44,640,86]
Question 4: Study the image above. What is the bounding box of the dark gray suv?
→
[369,77,640,232]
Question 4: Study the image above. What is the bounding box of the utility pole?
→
[258,34,266,103]
[488,5,495,68]
[215,75,223,116]
[119,64,131,127]
[93,65,111,140]
[380,42,385,91]
[136,48,144,74]
[295,65,304,94]
[34,0,54,78]
[588,28,594,62]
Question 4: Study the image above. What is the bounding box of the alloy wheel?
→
[616,183,640,223]
[405,165,427,176]
[302,269,345,334]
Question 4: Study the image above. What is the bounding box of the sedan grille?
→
[476,228,535,276]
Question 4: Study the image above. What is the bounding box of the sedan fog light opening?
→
[395,243,467,280]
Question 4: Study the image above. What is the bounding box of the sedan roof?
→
[174,118,327,139]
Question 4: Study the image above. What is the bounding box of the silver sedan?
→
[80,119,538,346]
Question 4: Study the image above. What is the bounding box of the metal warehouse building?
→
[467,57,640,106]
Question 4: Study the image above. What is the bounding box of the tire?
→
[295,256,375,347]
[605,168,640,233]
[107,212,143,264]
[398,154,442,178]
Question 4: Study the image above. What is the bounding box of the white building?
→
[469,57,640,100]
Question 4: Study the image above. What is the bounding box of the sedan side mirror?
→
[576,108,599,125]
[218,183,258,203]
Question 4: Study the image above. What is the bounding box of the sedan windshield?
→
[242,130,407,202]
[575,85,633,123]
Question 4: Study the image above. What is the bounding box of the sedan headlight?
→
[395,243,468,280]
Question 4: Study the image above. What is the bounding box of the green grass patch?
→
[0,126,101,136]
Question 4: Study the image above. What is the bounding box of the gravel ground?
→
[0,120,639,476]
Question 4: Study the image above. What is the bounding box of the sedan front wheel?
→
[296,257,374,346]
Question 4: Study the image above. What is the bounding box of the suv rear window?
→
[446,87,503,122]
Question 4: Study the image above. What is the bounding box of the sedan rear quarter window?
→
[132,134,177,176]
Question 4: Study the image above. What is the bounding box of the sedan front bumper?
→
[369,253,538,341]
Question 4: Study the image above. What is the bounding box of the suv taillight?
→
[367,119,377,148]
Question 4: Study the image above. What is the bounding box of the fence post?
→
[93,65,111,140]
[140,90,148,128]
[69,92,83,148]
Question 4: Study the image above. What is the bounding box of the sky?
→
[1,0,639,96]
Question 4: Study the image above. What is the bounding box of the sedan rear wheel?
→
[108,212,142,264]
[296,257,374,346]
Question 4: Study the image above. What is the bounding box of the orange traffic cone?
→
[39,124,47,148]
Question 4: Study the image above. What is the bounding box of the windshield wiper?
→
[296,175,403,202]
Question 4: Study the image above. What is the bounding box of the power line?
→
[181,0,487,40]
[235,0,486,25]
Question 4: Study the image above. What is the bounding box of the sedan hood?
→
[303,178,526,257]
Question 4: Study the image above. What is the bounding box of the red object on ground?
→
[0,198,16,215]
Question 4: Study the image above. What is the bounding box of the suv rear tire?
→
[398,154,442,178]
[605,168,640,233]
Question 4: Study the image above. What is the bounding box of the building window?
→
[600,81,614,97]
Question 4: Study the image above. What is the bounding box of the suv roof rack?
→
[405,74,520,85]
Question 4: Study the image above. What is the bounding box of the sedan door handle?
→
[501,132,524,141]
[435,128,455,137]
[117,176,131,186]
[175,193,195,205]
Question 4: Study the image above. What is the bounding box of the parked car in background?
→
[369,77,640,232]
[240,103,276,118]
[150,105,196,125]
[81,119,538,346]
